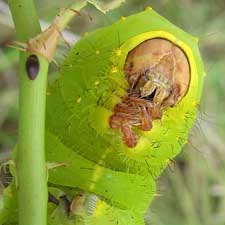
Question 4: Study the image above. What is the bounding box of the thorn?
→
[55,27,70,49]
[7,41,27,52]
[69,8,82,16]
[86,12,93,21]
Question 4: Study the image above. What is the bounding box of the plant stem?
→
[57,0,88,31]
[8,1,48,225]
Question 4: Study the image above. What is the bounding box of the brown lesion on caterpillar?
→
[109,38,190,148]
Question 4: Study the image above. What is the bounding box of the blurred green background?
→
[0,0,225,224]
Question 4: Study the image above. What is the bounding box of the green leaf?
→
[87,0,125,13]
[0,183,18,225]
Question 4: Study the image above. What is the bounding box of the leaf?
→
[0,183,18,225]
[87,0,125,13]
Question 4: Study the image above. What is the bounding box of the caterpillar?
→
[109,38,190,147]
[0,7,205,225]
[44,7,204,225]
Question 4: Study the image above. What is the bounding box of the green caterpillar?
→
[0,7,205,225]
[44,7,205,225]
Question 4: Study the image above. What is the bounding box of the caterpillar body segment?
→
[46,132,155,213]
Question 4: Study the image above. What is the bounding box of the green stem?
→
[57,0,88,31]
[8,1,48,225]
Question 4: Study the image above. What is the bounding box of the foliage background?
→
[0,0,225,224]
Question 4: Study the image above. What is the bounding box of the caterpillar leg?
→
[109,96,154,147]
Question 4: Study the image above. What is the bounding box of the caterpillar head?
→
[126,38,190,104]
[110,38,190,147]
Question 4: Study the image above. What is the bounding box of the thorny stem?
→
[7,1,87,225]
[8,0,48,225]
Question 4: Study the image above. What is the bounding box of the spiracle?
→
[109,38,190,147]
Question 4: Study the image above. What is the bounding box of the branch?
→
[8,0,48,224]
